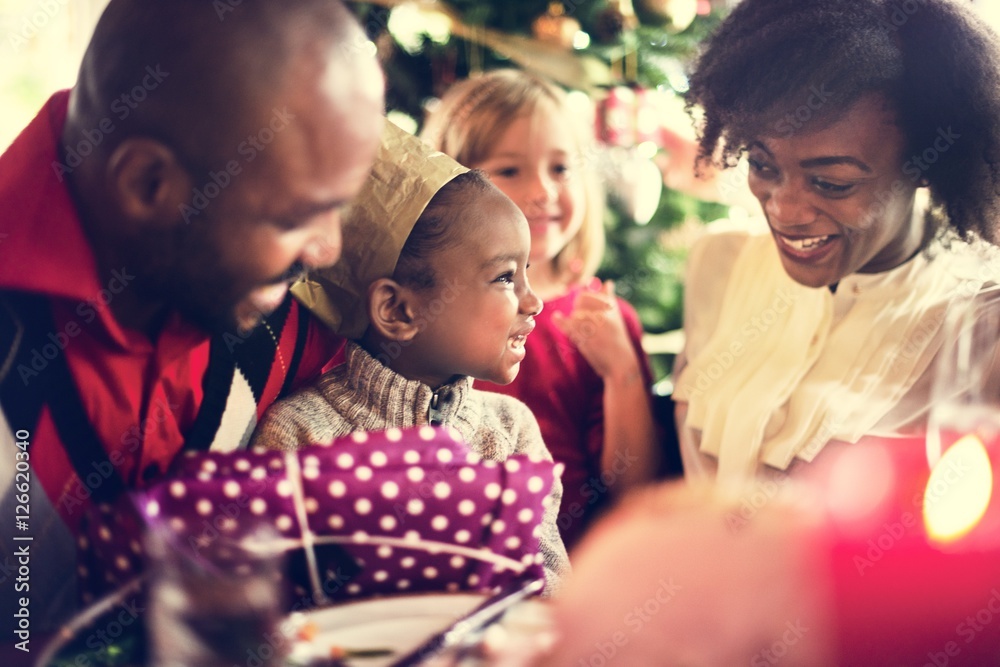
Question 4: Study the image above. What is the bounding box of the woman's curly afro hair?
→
[685,0,1000,244]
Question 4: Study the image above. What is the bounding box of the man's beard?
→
[144,270,248,336]
[129,230,303,338]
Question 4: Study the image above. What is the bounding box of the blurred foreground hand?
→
[542,481,837,666]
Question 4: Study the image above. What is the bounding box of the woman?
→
[544,4,1000,664]
[674,0,1000,484]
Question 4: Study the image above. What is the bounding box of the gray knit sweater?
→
[251,341,570,592]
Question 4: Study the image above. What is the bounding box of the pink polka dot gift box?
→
[78,426,558,609]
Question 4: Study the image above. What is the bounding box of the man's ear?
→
[367,278,422,342]
[106,137,193,226]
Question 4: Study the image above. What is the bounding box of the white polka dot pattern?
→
[79,426,557,607]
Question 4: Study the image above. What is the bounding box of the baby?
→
[251,121,570,590]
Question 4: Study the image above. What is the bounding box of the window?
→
[0,0,106,150]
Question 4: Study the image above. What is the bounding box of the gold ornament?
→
[642,0,698,32]
[532,2,583,51]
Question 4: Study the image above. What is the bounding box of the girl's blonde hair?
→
[420,69,605,285]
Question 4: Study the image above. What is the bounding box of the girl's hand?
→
[552,280,640,381]
[556,280,660,493]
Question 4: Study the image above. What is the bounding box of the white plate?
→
[291,593,551,667]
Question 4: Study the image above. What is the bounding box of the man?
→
[0,0,384,635]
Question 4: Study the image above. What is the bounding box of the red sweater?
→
[475,280,653,550]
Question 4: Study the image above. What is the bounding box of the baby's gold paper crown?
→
[291,120,469,339]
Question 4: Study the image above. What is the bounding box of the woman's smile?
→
[771,230,839,264]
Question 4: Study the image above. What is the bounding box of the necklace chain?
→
[260,318,287,377]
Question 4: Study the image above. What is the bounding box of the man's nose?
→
[301,212,342,269]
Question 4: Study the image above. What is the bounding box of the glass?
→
[925,284,1000,549]
[146,522,288,667]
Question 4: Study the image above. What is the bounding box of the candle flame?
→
[923,434,993,544]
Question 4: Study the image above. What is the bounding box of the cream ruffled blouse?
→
[674,229,1000,484]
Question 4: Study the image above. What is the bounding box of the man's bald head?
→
[62,0,385,337]
[71,0,368,166]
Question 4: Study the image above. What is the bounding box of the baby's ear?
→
[367,278,421,342]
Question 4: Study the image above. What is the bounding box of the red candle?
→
[810,433,1000,664]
